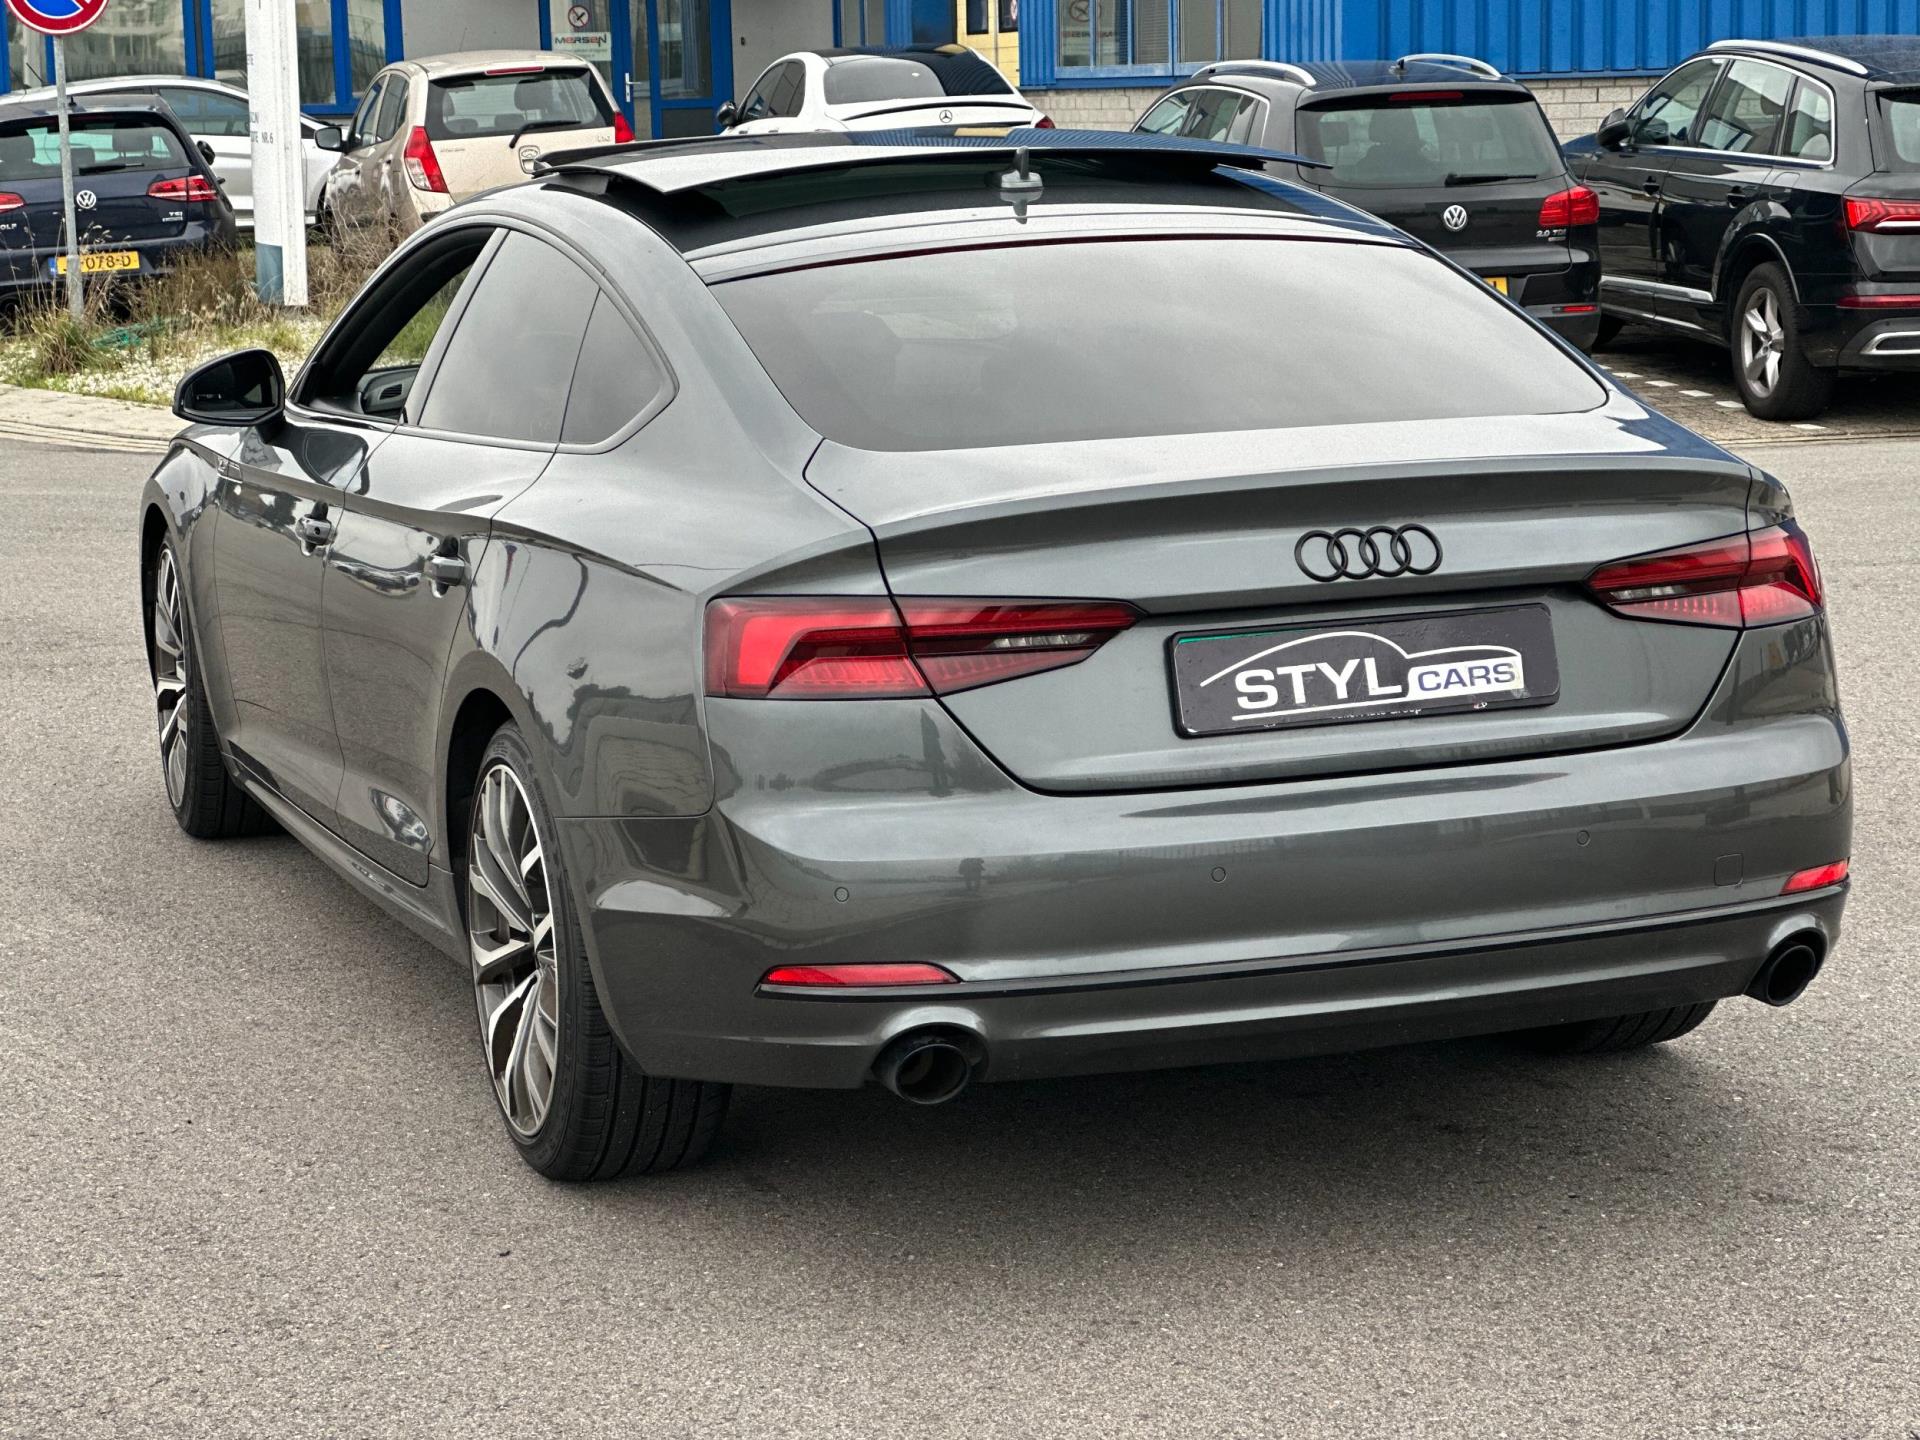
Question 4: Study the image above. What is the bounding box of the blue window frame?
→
[1050,0,1263,82]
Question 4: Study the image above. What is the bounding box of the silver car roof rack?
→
[1705,38,1871,76]
[1192,60,1317,88]
[1394,52,1503,79]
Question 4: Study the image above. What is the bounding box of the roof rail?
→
[1192,59,1316,88]
[1394,52,1503,79]
[1706,38,1871,76]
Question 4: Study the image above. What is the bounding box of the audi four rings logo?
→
[1294,525,1443,582]
[1442,204,1468,231]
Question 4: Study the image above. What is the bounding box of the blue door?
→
[543,0,733,139]
[909,0,955,44]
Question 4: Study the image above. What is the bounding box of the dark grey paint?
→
[140,155,1850,1093]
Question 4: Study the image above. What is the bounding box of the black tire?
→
[464,723,729,1181]
[1730,263,1834,421]
[1592,313,1625,351]
[146,537,274,840]
[1518,1001,1717,1055]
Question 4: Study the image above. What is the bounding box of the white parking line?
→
[1609,371,1641,379]
[1792,422,1830,431]
[1642,379,1676,388]
[1717,400,1745,409]
[1680,389,1713,397]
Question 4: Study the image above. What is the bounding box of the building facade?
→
[4,0,1914,142]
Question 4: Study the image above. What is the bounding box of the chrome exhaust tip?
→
[874,1030,978,1106]
[1747,933,1826,1008]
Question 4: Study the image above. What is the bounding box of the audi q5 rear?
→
[143,132,1850,1179]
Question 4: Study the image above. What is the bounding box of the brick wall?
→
[1026,76,1651,142]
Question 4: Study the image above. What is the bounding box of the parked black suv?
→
[1566,36,1920,419]
[1133,54,1601,349]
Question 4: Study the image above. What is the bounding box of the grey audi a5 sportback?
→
[140,129,1850,1180]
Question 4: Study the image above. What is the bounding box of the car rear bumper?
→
[1825,311,1920,370]
[0,229,231,292]
[554,621,1849,1089]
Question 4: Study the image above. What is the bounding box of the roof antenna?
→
[998,145,1043,220]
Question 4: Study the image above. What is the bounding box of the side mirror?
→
[714,100,738,129]
[312,124,344,152]
[174,348,285,427]
[1597,108,1631,150]
[197,139,218,166]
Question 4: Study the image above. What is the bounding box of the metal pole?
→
[53,35,83,323]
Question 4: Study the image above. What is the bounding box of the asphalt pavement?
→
[3,427,1917,1439]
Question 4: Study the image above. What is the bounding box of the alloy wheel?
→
[1740,286,1784,398]
[151,548,189,808]
[468,762,562,1138]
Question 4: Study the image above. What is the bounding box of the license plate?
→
[48,250,139,276]
[1484,275,1509,295]
[1169,605,1560,737]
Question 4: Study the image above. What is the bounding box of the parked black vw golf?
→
[1134,55,1601,348]
[141,131,1848,1181]
[1566,36,1920,419]
[0,96,235,299]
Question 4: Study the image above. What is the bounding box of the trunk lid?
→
[425,65,617,199]
[432,124,614,197]
[805,404,1754,792]
[826,98,1041,130]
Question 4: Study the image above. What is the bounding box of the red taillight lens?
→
[612,113,635,143]
[1782,860,1849,894]
[1390,89,1462,102]
[0,191,24,212]
[1836,291,1920,309]
[1033,114,1056,129]
[762,963,957,987]
[147,174,220,202]
[403,126,448,193]
[1587,522,1822,629]
[1844,196,1920,231]
[703,596,1139,699]
[1539,184,1599,228]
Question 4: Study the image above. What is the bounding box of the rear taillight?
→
[1587,522,1822,628]
[1539,185,1599,228]
[612,113,635,143]
[0,191,24,212]
[403,126,448,193]
[1782,859,1849,894]
[762,963,957,987]
[703,596,1139,699]
[1389,90,1462,102]
[147,174,220,202]
[1844,196,1920,231]
[1033,114,1056,129]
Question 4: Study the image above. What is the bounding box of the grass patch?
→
[0,235,388,407]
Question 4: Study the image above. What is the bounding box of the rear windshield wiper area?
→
[1443,171,1543,186]
[77,162,137,175]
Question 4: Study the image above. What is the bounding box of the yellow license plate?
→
[1485,275,1510,295]
[51,250,140,276]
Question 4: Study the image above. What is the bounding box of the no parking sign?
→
[4,0,109,36]
[6,0,110,320]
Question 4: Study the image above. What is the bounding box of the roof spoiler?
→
[535,127,1327,190]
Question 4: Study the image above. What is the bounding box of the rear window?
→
[1294,95,1561,189]
[1877,92,1920,170]
[822,54,1013,105]
[425,68,612,141]
[713,236,1604,451]
[0,117,188,180]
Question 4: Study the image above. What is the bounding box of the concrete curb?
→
[0,383,177,455]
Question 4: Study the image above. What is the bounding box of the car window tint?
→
[822,57,944,105]
[1294,96,1559,187]
[350,79,384,146]
[159,86,249,138]
[741,65,778,119]
[1181,89,1244,142]
[0,117,189,177]
[1632,59,1720,147]
[1696,59,1791,153]
[561,294,667,444]
[1783,81,1833,161]
[426,68,612,141]
[1878,93,1920,169]
[1136,93,1193,135]
[714,236,1603,451]
[769,63,806,118]
[1226,95,1262,145]
[418,232,599,443]
[373,78,408,141]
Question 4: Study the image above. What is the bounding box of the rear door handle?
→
[1641,176,1663,195]
[1726,186,1754,205]
[426,553,468,591]
[294,513,334,549]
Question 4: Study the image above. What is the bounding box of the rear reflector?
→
[147,174,220,202]
[762,963,957,987]
[1034,114,1057,128]
[1782,859,1849,894]
[0,191,23,212]
[1587,522,1821,628]
[1539,185,1600,228]
[1836,291,1920,309]
[704,596,1138,699]
[1844,196,1920,232]
[403,125,448,193]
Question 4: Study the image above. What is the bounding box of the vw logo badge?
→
[1294,525,1444,583]
[75,188,97,210]
[1442,204,1469,232]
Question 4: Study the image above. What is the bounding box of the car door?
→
[1657,57,1795,301]
[157,85,253,227]
[319,226,600,884]
[1585,57,1725,292]
[325,78,387,226]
